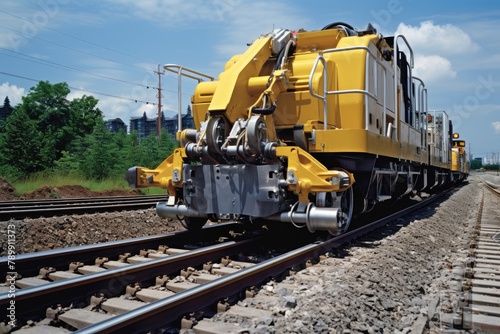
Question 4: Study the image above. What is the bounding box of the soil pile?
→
[20,185,142,200]
[0,180,143,201]
[0,178,16,200]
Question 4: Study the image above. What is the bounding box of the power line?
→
[0,23,152,72]
[0,47,160,89]
[0,71,158,106]
[0,8,158,66]
[0,7,195,105]
[0,52,194,105]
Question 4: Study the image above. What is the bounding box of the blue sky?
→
[1,0,499,161]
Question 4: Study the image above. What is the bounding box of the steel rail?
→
[0,186,458,331]
[481,178,500,197]
[0,231,271,321]
[458,178,500,329]
[0,195,167,208]
[0,197,165,221]
[76,188,457,333]
[0,223,240,279]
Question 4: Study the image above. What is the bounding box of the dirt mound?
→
[94,188,144,197]
[19,185,144,200]
[0,178,145,201]
[21,185,91,199]
[0,178,17,200]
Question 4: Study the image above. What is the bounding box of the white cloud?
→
[0,2,71,51]
[66,89,90,101]
[67,89,133,121]
[108,0,310,61]
[0,82,25,106]
[107,0,241,25]
[132,103,156,117]
[396,21,479,55]
[210,1,310,61]
[492,122,500,133]
[413,54,456,82]
[98,96,138,120]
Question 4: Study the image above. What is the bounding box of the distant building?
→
[0,97,14,121]
[129,112,157,139]
[180,106,195,130]
[105,118,127,133]
[129,107,194,140]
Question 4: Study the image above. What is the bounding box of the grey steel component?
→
[184,142,202,159]
[245,115,267,155]
[270,204,343,234]
[156,203,208,219]
[125,166,139,188]
[183,129,198,142]
[206,116,228,156]
[182,163,284,218]
[270,29,293,55]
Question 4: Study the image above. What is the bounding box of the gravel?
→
[2,173,496,333]
[212,174,487,333]
[0,209,181,256]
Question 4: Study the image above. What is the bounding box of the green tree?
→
[111,129,138,175]
[156,130,176,166]
[20,81,70,154]
[138,130,176,168]
[470,159,482,170]
[54,150,80,175]
[125,130,142,166]
[138,133,161,168]
[0,108,54,174]
[79,120,118,180]
[69,95,103,139]
[16,81,103,160]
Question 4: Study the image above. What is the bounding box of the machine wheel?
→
[317,186,354,235]
[335,186,354,235]
[246,115,267,155]
[206,116,228,156]
[180,216,207,230]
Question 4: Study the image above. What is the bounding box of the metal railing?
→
[163,64,214,135]
[393,35,414,142]
[308,45,390,136]
[413,76,428,150]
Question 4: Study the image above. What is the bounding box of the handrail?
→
[163,64,214,135]
[392,35,414,142]
[413,76,427,150]
[308,45,389,134]
[308,55,328,130]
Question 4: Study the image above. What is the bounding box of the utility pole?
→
[154,64,165,138]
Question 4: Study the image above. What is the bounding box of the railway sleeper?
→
[58,309,112,330]
[188,305,274,333]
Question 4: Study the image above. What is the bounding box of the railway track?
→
[459,178,500,331]
[0,195,167,221]
[0,188,454,333]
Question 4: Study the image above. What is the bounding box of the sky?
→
[0,0,499,160]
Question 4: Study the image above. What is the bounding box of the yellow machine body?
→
[127,22,468,234]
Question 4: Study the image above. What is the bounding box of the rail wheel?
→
[316,186,354,235]
[335,186,354,235]
[179,216,207,230]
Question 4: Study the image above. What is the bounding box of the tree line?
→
[0,81,176,181]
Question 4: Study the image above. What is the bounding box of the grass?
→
[10,173,167,196]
